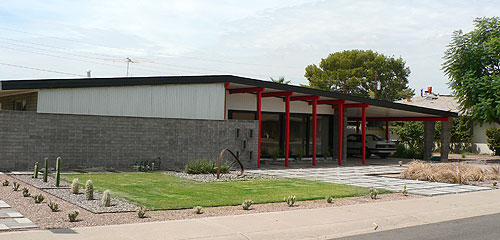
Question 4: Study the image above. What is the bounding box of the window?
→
[15,100,26,111]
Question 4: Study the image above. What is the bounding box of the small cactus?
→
[402,185,408,196]
[68,210,79,222]
[398,161,403,167]
[2,179,9,186]
[33,162,39,178]
[22,187,30,197]
[33,194,45,203]
[284,195,296,207]
[47,201,59,212]
[101,190,111,207]
[369,188,379,200]
[12,182,20,191]
[85,179,94,200]
[137,206,147,218]
[71,178,80,194]
[326,195,333,203]
[43,157,49,182]
[193,206,203,214]
[55,157,62,187]
[241,199,254,210]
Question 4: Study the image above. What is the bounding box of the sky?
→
[1,0,499,94]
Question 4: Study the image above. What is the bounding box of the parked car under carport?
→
[347,134,396,158]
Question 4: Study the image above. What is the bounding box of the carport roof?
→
[0,75,458,119]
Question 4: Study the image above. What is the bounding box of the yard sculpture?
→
[217,149,244,179]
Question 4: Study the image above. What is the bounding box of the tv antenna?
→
[105,57,153,77]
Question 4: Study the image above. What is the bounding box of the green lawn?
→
[61,172,373,210]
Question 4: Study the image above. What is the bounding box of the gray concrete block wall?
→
[0,110,258,171]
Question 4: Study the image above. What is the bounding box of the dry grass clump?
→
[401,160,500,184]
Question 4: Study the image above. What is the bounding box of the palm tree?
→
[270,76,291,85]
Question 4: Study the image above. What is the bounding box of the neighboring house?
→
[0,75,457,170]
[396,87,499,155]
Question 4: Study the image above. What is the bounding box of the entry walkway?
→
[2,189,500,240]
[247,163,492,196]
[0,200,37,231]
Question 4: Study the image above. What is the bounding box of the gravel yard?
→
[0,173,421,230]
[164,170,278,182]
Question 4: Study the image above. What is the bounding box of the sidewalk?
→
[2,189,500,240]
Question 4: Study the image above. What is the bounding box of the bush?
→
[68,210,79,222]
[185,159,230,174]
[486,128,500,156]
[71,178,80,194]
[193,206,203,214]
[12,182,20,191]
[137,206,147,218]
[369,188,379,199]
[33,194,44,204]
[22,187,30,197]
[47,201,59,212]
[2,180,9,186]
[284,195,296,207]
[326,195,333,203]
[241,199,254,210]
[392,144,423,159]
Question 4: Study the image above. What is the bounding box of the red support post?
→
[285,95,291,167]
[338,102,343,165]
[312,98,317,166]
[224,83,230,120]
[385,121,390,140]
[257,90,262,168]
[362,106,367,165]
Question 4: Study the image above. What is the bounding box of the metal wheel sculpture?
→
[217,149,244,179]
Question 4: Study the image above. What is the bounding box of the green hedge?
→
[486,128,500,156]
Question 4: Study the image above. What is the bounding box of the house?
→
[396,87,499,155]
[0,75,457,170]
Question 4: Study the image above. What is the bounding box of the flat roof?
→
[0,75,458,118]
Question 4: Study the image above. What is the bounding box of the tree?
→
[443,17,500,125]
[304,50,414,101]
[270,76,291,84]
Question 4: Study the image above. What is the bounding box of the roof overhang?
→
[0,75,458,119]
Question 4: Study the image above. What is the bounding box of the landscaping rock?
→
[165,170,278,182]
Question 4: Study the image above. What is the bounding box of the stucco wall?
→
[38,83,225,120]
[0,110,258,171]
[473,122,499,154]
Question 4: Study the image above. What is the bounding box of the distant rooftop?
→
[396,90,459,113]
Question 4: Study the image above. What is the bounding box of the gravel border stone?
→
[11,174,70,189]
[164,170,278,182]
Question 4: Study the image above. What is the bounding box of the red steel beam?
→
[348,117,450,122]
[224,83,230,120]
[312,98,317,166]
[285,95,291,167]
[229,87,265,94]
[316,100,346,105]
[290,96,320,101]
[362,106,367,165]
[338,102,343,166]
[262,91,294,98]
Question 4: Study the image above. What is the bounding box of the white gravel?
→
[164,170,278,182]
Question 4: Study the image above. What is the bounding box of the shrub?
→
[85,180,94,200]
[326,195,333,203]
[22,187,30,197]
[47,201,59,212]
[12,182,20,191]
[71,178,80,194]
[402,185,408,196]
[43,157,49,183]
[193,206,203,214]
[184,159,230,174]
[33,162,39,179]
[68,210,79,222]
[369,188,378,199]
[55,157,62,187]
[242,200,254,210]
[101,190,111,207]
[33,194,45,203]
[137,206,147,218]
[2,180,9,186]
[284,195,296,207]
[486,128,500,156]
